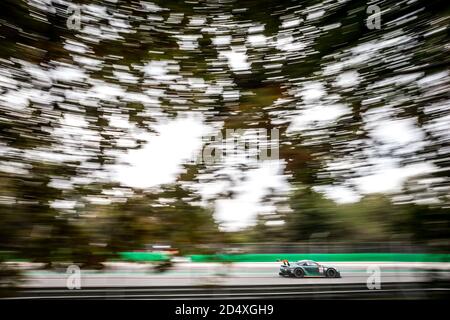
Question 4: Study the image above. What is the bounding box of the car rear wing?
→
[276,259,290,266]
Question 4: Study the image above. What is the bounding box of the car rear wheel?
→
[294,268,304,278]
[326,268,337,278]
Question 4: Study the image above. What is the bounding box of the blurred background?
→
[0,0,449,298]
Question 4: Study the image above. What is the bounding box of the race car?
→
[278,259,341,278]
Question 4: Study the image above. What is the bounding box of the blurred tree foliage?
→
[0,0,449,284]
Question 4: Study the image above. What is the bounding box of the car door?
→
[304,261,320,276]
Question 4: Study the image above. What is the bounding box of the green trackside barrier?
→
[1,251,170,262]
[118,252,170,262]
[2,251,449,263]
[0,251,30,262]
[188,253,450,263]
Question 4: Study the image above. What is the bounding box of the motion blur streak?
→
[0,0,449,298]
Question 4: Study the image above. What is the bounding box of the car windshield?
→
[297,260,318,266]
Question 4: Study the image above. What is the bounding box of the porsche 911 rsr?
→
[278,260,341,278]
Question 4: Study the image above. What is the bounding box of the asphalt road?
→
[2,262,448,299]
[9,282,450,300]
[19,262,448,288]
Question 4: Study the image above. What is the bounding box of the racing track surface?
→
[6,282,450,299]
[1,262,448,299]
[14,262,450,288]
